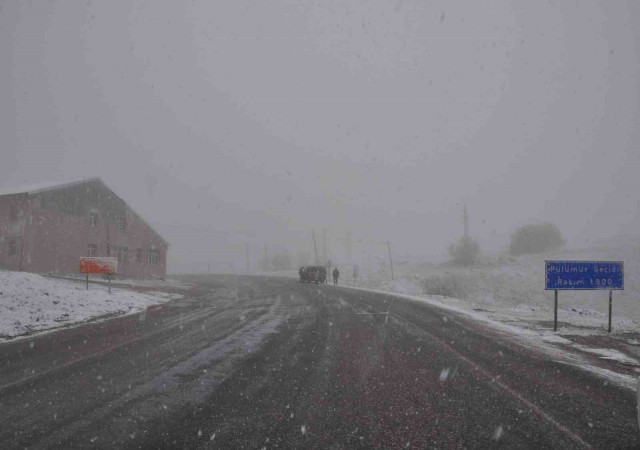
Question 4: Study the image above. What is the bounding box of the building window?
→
[87,244,98,257]
[136,248,142,263]
[115,246,128,263]
[9,239,17,257]
[89,212,98,228]
[147,249,160,265]
[116,216,127,231]
[10,209,19,221]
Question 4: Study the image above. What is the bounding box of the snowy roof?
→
[0,177,100,197]
[0,177,169,246]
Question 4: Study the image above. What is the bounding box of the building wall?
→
[0,194,29,271]
[0,180,168,278]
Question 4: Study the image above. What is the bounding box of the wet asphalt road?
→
[0,275,638,449]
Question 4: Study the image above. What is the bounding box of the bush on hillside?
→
[448,236,480,266]
[421,274,469,298]
[509,223,563,256]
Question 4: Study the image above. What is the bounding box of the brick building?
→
[0,178,168,278]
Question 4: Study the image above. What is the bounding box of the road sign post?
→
[545,261,624,332]
[609,289,613,333]
[554,290,558,332]
[80,257,118,293]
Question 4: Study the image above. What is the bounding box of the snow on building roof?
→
[0,177,170,246]
[0,177,100,197]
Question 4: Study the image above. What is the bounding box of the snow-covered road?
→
[0,275,638,448]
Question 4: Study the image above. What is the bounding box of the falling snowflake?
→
[439,368,450,382]
[301,425,307,435]
[493,425,504,441]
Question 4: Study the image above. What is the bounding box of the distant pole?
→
[312,230,320,265]
[323,229,327,265]
[86,273,89,290]
[608,290,613,333]
[108,274,111,294]
[387,241,394,281]
[245,243,250,272]
[554,290,558,331]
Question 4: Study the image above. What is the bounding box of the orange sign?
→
[79,257,117,274]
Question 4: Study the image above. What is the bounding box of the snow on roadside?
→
[352,236,640,336]
[378,278,423,296]
[97,277,192,290]
[52,274,192,290]
[0,270,182,340]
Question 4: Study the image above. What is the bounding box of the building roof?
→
[0,178,100,197]
[0,177,169,247]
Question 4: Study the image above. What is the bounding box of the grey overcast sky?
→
[1,0,639,272]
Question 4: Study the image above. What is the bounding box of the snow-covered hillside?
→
[359,236,640,334]
[0,270,181,340]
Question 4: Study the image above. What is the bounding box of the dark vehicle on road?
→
[299,265,326,284]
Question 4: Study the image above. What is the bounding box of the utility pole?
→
[323,229,327,265]
[312,230,320,265]
[387,241,394,280]
[245,242,250,273]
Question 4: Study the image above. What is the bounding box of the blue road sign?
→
[545,260,624,290]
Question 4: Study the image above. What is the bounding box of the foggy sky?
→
[1,0,639,273]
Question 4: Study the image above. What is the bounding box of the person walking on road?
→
[332,267,340,285]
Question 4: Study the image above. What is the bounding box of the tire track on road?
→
[385,310,592,449]
[336,289,593,448]
[0,295,275,395]
[32,297,287,449]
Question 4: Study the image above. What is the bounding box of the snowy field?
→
[354,236,640,337]
[0,270,182,340]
